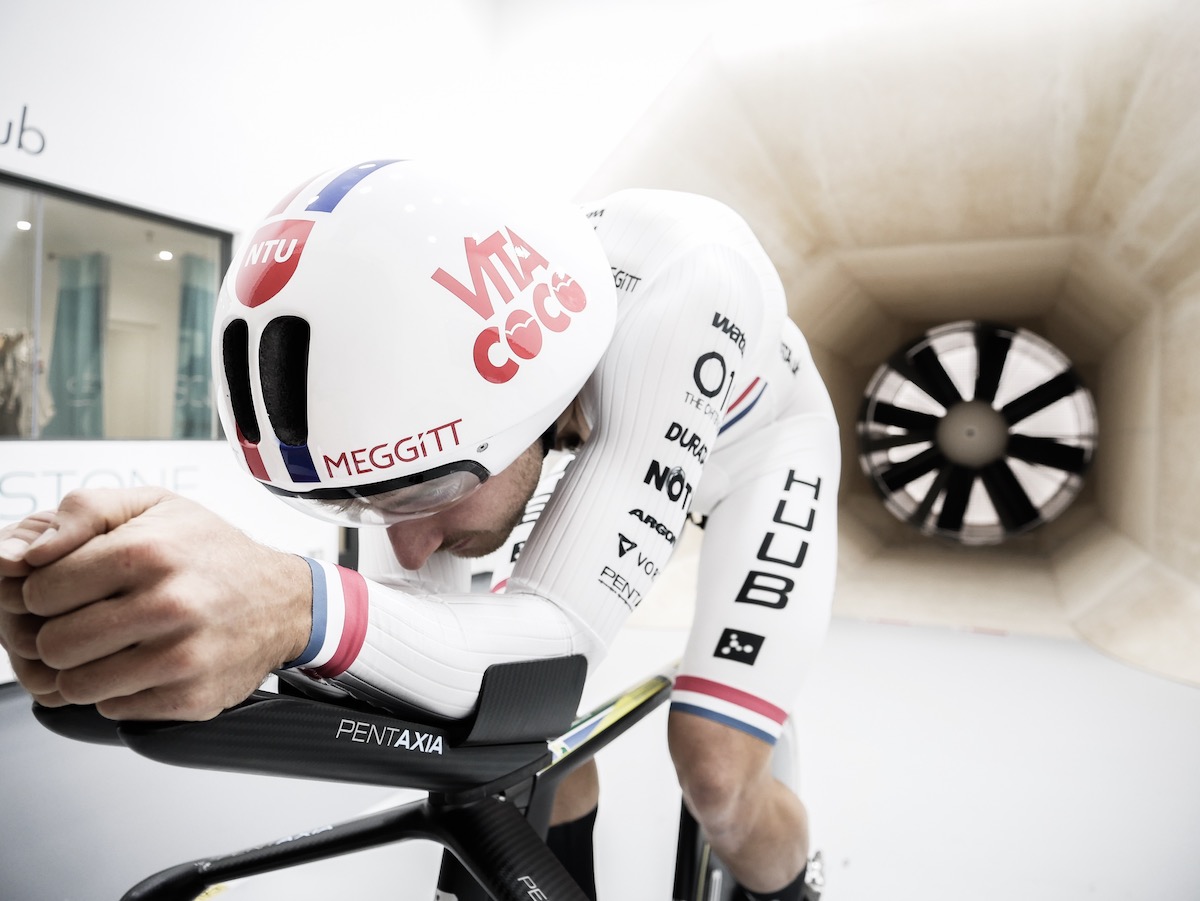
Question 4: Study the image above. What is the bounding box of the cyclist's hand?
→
[0,511,65,706]
[5,488,313,721]
[0,509,57,574]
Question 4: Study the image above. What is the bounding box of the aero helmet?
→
[213,159,617,525]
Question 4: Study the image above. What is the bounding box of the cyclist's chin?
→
[444,531,509,560]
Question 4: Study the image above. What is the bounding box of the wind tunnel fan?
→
[857,321,1097,546]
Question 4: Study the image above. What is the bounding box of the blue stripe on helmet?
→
[306,160,400,213]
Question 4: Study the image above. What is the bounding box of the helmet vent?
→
[259,315,311,447]
[222,319,260,444]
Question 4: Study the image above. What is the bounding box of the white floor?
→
[3,616,1200,900]
[585,618,1200,901]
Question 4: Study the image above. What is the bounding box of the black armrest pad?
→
[466,654,588,745]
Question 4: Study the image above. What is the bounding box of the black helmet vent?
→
[222,319,260,444]
[259,316,311,447]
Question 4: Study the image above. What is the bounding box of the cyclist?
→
[0,160,839,901]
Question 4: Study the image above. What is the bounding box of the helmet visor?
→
[272,462,488,526]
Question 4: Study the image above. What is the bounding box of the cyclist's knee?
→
[668,711,772,840]
[678,760,751,839]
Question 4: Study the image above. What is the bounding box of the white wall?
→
[0,0,755,235]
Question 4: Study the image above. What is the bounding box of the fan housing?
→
[857,321,1097,546]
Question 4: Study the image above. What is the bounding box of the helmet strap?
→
[539,422,558,457]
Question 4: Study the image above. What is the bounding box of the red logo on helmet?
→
[235,219,316,308]
[505,309,543,359]
[432,228,588,384]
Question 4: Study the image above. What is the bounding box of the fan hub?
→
[936,401,1008,468]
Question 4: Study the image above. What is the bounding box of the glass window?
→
[0,181,38,437]
[0,172,232,439]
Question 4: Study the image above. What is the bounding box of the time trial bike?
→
[34,653,822,901]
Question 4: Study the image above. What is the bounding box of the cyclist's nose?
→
[385,519,443,571]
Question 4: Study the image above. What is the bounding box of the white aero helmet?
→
[213,159,617,525]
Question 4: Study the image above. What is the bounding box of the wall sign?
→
[0,440,339,561]
[1,105,46,155]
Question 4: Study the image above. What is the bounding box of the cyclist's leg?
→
[669,412,838,898]
[547,761,601,900]
[669,710,809,893]
[551,758,601,824]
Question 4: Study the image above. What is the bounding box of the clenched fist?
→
[0,488,312,721]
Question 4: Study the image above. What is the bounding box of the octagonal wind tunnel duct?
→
[579,0,1200,686]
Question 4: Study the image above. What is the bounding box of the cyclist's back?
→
[340,185,839,737]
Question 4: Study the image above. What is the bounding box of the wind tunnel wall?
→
[580,0,1200,685]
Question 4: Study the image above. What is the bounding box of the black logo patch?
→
[713,629,764,665]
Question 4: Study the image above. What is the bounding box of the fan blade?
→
[880,446,946,492]
[862,430,936,453]
[979,460,1040,532]
[1001,370,1079,425]
[909,463,953,527]
[888,345,963,409]
[935,465,976,532]
[871,402,941,432]
[974,325,1012,404]
[1007,434,1089,473]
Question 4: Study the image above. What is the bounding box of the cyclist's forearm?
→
[283,559,597,717]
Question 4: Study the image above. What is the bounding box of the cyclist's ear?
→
[553,396,590,451]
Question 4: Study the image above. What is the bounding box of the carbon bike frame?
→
[33,655,724,901]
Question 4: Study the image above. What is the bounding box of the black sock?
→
[545,806,598,901]
[738,866,808,901]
